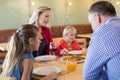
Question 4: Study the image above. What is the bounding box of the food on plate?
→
[60,55,85,63]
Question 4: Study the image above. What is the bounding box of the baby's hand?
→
[60,48,69,56]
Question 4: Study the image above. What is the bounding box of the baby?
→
[55,26,82,56]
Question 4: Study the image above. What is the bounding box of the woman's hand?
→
[60,48,69,56]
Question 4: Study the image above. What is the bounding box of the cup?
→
[66,60,77,72]
[82,48,86,56]
[49,42,57,55]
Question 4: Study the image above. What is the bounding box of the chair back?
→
[76,38,87,48]
[53,37,63,44]
[53,37,87,48]
[0,64,2,74]
[0,75,16,80]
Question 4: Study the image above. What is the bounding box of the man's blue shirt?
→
[83,17,120,80]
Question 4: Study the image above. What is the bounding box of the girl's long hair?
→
[1,24,39,76]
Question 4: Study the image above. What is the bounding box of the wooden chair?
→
[0,75,16,80]
[0,64,16,80]
[49,38,63,55]
[76,38,87,48]
[0,64,2,74]
[53,37,87,48]
[53,37,63,44]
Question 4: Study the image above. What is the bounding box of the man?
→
[83,1,120,80]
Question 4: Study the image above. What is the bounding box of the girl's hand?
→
[41,72,58,80]
[47,72,58,80]
[60,48,69,56]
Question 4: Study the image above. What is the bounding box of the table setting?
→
[32,49,86,80]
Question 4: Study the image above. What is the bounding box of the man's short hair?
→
[89,1,116,16]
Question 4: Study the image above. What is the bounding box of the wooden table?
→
[0,43,8,51]
[0,43,8,74]
[0,43,8,60]
[77,33,92,39]
[32,58,84,80]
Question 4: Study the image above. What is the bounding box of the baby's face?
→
[65,32,76,43]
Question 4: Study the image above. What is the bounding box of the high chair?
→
[0,75,16,80]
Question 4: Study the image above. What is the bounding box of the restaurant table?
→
[0,43,8,51]
[77,33,92,39]
[32,58,84,80]
[0,43,8,63]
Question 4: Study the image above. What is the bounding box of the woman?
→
[29,6,52,57]
[1,24,57,80]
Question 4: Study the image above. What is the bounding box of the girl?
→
[1,24,57,80]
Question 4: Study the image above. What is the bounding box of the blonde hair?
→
[63,26,77,37]
[29,6,51,27]
[1,24,39,76]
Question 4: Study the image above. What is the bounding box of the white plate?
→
[33,66,61,76]
[34,55,57,61]
[68,50,82,55]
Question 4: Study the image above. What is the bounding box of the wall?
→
[0,0,29,29]
[0,0,120,30]
[0,0,93,30]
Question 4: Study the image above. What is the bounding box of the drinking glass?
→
[49,42,57,55]
[66,60,77,72]
[49,42,58,64]
[82,48,87,56]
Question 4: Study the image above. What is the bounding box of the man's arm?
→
[83,36,108,80]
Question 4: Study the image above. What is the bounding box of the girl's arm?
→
[20,58,33,80]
